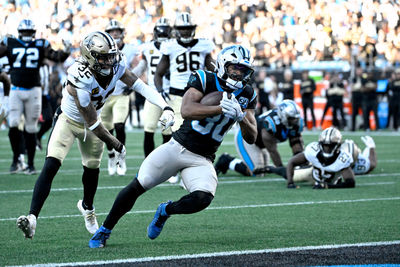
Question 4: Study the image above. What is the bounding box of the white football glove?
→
[219,92,246,122]
[114,145,126,166]
[361,136,375,148]
[159,107,175,130]
[0,96,9,120]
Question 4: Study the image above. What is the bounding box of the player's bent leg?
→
[78,166,99,234]
[8,127,23,173]
[144,131,155,157]
[89,178,146,248]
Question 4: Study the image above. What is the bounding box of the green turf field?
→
[0,129,399,266]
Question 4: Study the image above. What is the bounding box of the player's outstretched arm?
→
[181,88,223,120]
[120,69,169,110]
[286,152,307,188]
[262,129,283,167]
[239,109,257,144]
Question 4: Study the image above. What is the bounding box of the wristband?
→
[88,120,100,131]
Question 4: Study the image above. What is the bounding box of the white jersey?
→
[160,38,215,92]
[141,41,169,91]
[304,141,353,184]
[61,57,127,123]
[353,153,370,175]
[112,43,139,96]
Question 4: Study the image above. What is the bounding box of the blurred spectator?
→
[277,68,294,100]
[350,66,364,131]
[299,70,316,129]
[253,69,269,115]
[320,72,347,129]
[386,69,400,131]
[361,70,379,131]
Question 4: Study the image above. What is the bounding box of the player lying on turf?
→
[267,127,377,189]
[88,44,258,248]
[214,99,304,176]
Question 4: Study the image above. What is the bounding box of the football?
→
[200,91,230,106]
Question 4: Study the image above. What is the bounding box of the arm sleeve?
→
[132,78,167,109]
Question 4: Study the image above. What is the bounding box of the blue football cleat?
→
[147,200,172,239]
[89,225,112,248]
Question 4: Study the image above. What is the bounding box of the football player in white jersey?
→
[16,31,175,239]
[132,17,173,157]
[101,20,140,176]
[154,12,215,133]
[286,127,356,189]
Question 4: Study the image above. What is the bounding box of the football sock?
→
[81,166,99,211]
[144,131,155,157]
[9,127,22,163]
[29,157,61,217]
[24,131,37,167]
[103,178,145,230]
[114,123,126,145]
[105,129,114,151]
[165,191,214,215]
[236,163,252,176]
[162,134,172,143]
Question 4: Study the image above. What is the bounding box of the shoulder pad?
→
[304,142,320,162]
[67,61,93,88]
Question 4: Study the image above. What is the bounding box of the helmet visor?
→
[175,26,195,39]
[155,26,171,39]
[93,52,118,69]
[321,143,338,155]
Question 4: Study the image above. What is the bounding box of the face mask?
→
[21,36,33,42]
[99,68,111,76]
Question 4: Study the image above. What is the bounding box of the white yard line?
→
[0,178,395,194]
[8,240,400,267]
[1,196,399,222]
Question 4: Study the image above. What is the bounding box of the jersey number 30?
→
[192,115,231,142]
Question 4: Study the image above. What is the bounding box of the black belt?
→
[169,87,185,97]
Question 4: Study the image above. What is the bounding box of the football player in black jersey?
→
[89,44,258,248]
[215,100,304,177]
[0,19,70,174]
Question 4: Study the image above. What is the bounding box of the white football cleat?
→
[17,214,37,239]
[77,200,99,234]
[116,158,127,176]
[108,155,117,176]
[168,175,179,184]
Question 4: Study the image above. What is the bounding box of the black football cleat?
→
[214,153,234,175]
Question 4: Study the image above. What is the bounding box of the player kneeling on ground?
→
[215,99,304,176]
[88,44,258,248]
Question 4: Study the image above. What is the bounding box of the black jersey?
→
[173,70,257,160]
[255,109,304,148]
[2,37,68,88]
[3,37,49,88]
[278,80,294,100]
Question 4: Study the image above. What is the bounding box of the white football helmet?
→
[277,100,302,129]
[105,19,125,46]
[80,31,120,76]
[216,45,254,91]
[154,17,172,42]
[318,127,342,158]
[18,19,36,42]
[174,12,196,43]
